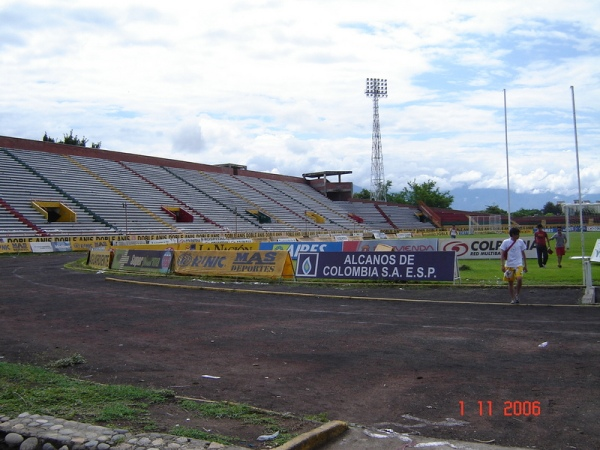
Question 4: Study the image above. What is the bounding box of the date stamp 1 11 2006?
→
[459,400,541,417]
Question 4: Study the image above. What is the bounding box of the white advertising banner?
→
[591,239,600,263]
[439,237,537,260]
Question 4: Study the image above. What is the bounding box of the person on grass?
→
[550,226,567,268]
[534,224,551,268]
[450,226,457,239]
[500,227,528,304]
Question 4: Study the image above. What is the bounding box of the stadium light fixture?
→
[365,78,388,202]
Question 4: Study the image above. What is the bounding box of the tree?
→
[512,208,542,217]
[61,129,87,146]
[482,204,507,215]
[353,180,394,201]
[42,130,101,148]
[393,179,454,208]
[353,188,371,200]
[542,201,562,215]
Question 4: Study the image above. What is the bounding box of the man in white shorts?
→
[500,227,528,304]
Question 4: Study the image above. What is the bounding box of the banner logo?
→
[442,241,469,256]
[298,253,319,277]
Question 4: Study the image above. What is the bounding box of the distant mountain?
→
[353,185,597,212]
[449,188,592,212]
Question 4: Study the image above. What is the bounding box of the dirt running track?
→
[1,253,599,449]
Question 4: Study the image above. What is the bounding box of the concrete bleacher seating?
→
[233,176,329,234]
[260,179,359,232]
[164,167,267,233]
[0,139,442,239]
[69,155,179,235]
[341,201,437,232]
[343,201,391,231]
[378,204,436,230]
[0,148,114,236]
[122,163,227,234]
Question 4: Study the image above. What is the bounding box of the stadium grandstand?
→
[2,135,596,242]
[0,136,439,240]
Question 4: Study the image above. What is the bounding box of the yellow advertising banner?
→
[87,250,113,270]
[179,242,259,251]
[70,240,107,252]
[71,236,116,251]
[0,241,32,253]
[173,250,294,279]
[110,243,177,251]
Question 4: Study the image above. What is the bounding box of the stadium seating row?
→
[0,144,435,238]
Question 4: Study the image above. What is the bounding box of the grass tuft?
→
[0,361,173,428]
[46,353,87,368]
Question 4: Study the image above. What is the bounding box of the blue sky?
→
[1,0,599,211]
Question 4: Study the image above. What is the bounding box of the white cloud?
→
[1,0,599,210]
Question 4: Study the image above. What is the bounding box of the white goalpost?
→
[468,215,502,234]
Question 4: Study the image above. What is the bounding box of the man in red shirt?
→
[534,224,551,268]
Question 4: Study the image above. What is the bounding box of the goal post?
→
[468,215,502,234]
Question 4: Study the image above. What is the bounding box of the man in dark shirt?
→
[534,224,550,268]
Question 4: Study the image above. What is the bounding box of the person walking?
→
[450,226,457,239]
[550,226,567,268]
[534,224,551,268]
[500,227,528,304]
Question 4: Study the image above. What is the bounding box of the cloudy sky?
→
[2,0,599,210]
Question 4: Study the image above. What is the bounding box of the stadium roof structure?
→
[214,163,248,170]
[302,171,352,181]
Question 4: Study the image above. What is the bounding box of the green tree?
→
[512,207,542,217]
[61,129,88,146]
[353,188,371,200]
[482,204,507,215]
[542,201,562,215]
[393,179,454,208]
[353,181,394,201]
[42,130,101,148]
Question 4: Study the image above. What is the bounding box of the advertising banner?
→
[259,241,343,260]
[87,250,113,270]
[0,240,31,253]
[439,237,536,260]
[70,236,115,251]
[591,239,600,263]
[295,251,456,281]
[182,241,259,251]
[342,238,437,252]
[51,241,72,252]
[112,249,174,274]
[172,250,294,279]
[30,242,54,253]
[70,241,98,252]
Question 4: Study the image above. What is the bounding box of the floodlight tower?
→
[365,78,387,201]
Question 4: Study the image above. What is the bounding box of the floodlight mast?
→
[365,78,387,201]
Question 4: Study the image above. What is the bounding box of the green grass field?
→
[456,231,600,286]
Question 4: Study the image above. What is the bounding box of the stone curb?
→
[0,412,246,450]
[273,420,348,450]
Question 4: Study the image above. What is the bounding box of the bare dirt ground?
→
[1,253,599,449]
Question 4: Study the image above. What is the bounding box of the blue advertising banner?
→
[51,241,72,252]
[296,251,456,281]
[259,241,343,260]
